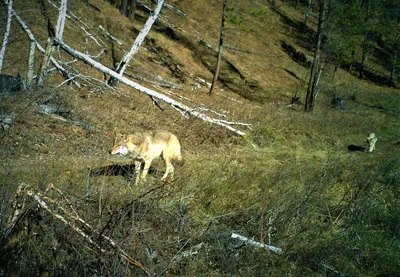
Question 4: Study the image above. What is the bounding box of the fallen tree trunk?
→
[55,39,247,136]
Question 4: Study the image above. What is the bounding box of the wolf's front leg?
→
[134,160,142,185]
[141,159,153,182]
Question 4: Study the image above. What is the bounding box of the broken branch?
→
[231,233,282,254]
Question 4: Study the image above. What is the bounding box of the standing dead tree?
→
[108,0,164,86]
[55,39,248,136]
[304,0,327,112]
[37,0,68,86]
[209,0,227,96]
[0,0,13,73]
[13,9,79,87]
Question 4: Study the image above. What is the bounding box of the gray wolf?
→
[111,131,182,184]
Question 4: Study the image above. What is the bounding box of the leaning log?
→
[109,0,164,86]
[55,39,246,136]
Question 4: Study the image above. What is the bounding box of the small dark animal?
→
[291,96,301,105]
[332,96,344,110]
[348,144,366,152]
[0,73,22,93]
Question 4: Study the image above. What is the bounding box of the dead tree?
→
[27,41,36,85]
[37,0,68,86]
[304,0,327,112]
[108,0,164,87]
[304,0,313,26]
[0,0,13,73]
[13,10,77,86]
[209,0,227,96]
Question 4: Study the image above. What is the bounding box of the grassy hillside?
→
[1,0,399,276]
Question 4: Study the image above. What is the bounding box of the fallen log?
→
[55,39,247,136]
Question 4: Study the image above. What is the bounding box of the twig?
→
[57,74,81,87]
[99,25,123,45]
[149,95,165,111]
[231,233,282,254]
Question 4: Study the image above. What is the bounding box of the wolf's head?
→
[111,134,130,156]
[111,134,140,157]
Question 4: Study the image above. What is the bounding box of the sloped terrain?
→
[1,0,400,276]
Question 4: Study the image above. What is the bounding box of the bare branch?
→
[99,25,123,45]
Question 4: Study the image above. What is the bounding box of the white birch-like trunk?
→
[56,39,246,136]
[0,0,13,73]
[109,0,164,86]
[27,41,36,85]
[55,0,67,40]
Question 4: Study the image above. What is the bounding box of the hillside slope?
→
[1,0,400,276]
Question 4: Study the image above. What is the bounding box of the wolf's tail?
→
[173,149,184,166]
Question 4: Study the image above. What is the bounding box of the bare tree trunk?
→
[209,0,227,96]
[389,48,397,87]
[55,0,67,39]
[305,0,326,112]
[120,0,128,16]
[359,0,370,79]
[37,0,68,86]
[108,0,164,87]
[37,38,54,86]
[359,50,366,79]
[27,41,36,85]
[0,0,13,73]
[348,50,355,73]
[56,39,247,136]
[127,0,137,21]
[304,0,312,26]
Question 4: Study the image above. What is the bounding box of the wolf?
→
[111,131,183,184]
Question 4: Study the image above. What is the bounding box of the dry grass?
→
[1,0,400,275]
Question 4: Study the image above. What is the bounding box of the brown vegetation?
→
[1,0,399,276]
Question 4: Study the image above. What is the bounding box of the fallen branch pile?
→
[10,183,151,275]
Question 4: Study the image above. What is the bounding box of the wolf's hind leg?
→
[161,160,174,181]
